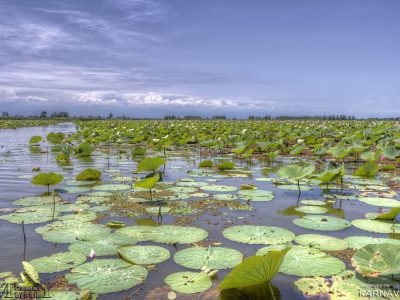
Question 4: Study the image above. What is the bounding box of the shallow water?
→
[0,123,395,299]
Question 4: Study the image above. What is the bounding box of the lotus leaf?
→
[164,272,212,294]
[76,168,101,181]
[119,245,170,264]
[137,156,166,172]
[358,197,400,208]
[92,184,131,191]
[279,245,345,276]
[351,219,399,234]
[294,206,329,214]
[352,243,400,277]
[174,246,243,270]
[66,259,148,294]
[223,225,295,245]
[345,236,400,250]
[41,222,111,243]
[30,252,86,273]
[69,233,136,256]
[200,185,237,192]
[220,248,289,290]
[294,234,348,251]
[149,225,208,244]
[293,215,351,231]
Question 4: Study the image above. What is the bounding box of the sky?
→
[0,0,399,118]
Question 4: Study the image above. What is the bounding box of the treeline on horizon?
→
[1,110,399,121]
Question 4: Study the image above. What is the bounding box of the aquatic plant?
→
[76,168,101,181]
[31,172,64,194]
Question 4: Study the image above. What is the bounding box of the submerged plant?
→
[31,172,64,194]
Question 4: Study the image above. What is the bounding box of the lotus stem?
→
[52,193,56,221]
[22,221,26,261]
[267,281,276,300]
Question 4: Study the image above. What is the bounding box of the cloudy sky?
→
[0,0,399,117]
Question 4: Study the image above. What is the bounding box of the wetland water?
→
[0,123,397,299]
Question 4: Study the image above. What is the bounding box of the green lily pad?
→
[58,211,97,222]
[168,186,197,193]
[145,206,171,215]
[223,225,295,245]
[66,259,148,294]
[344,236,400,250]
[117,226,155,242]
[164,272,212,294]
[213,194,238,201]
[40,222,111,243]
[352,243,400,276]
[29,252,86,273]
[351,219,399,234]
[255,244,292,256]
[300,200,327,206]
[69,233,136,256]
[295,234,348,251]
[277,184,312,191]
[119,245,170,264]
[358,197,400,208]
[279,245,345,276]
[237,189,274,202]
[200,185,237,192]
[293,270,397,300]
[149,225,208,244]
[0,210,58,224]
[44,290,91,300]
[293,215,351,231]
[57,186,92,194]
[92,184,131,191]
[174,246,243,270]
[13,195,62,206]
[294,206,329,214]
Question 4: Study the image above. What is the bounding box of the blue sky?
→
[0,0,399,117]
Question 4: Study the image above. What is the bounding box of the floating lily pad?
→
[344,236,400,250]
[150,225,208,244]
[256,244,291,256]
[352,243,400,276]
[69,233,136,256]
[293,270,397,299]
[300,200,327,206]
[223,225,295,245]
[57,186,92,194]
[29,252,86,273]
[117,226,155,242]
[66,259,148,294]
[294,206,329,214]
[168,186,197,193]
[293,215,351,231]
[237,189,274,202]
[358,197,400,208]
[174,246,243,270]
[0,210,58,224]
[295,234,348,251]
[164,272,212,294]
[200,185,237,192]
[92,184,131,191]
[119,245,170,264]
[13,195,61,207]
[351,219,399,234]
[41,222,111,243]
[280,245,345,276]
[277,184,312,191]
[58,211,97,222]
[145,206,171,215]
[213,194,238,201]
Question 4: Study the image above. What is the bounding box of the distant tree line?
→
[1,111,400,121]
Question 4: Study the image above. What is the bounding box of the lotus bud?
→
[89,248,96,259]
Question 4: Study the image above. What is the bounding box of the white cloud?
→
[0,22,75,53]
